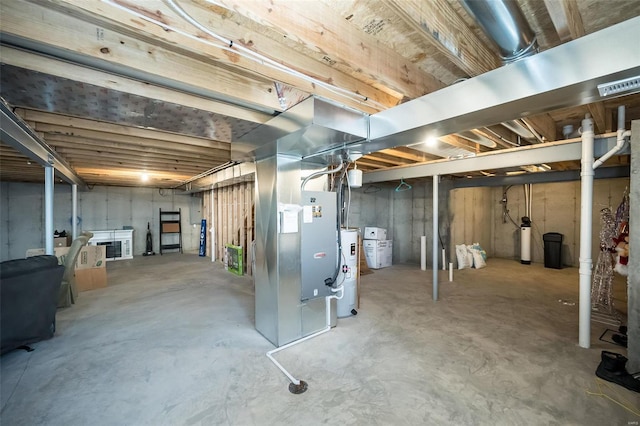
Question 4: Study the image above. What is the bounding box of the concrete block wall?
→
[450,177,630,267]
[449,186,493,260]
[347,178,452,266]
[0,182,203,261]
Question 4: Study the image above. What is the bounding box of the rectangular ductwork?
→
[233,97,368,163]
[344,16,640,156]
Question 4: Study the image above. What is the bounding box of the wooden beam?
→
[522,113,557,142]
[385,0,500,76]
[18,109,230,150]
[543,0,585,42]
[41,0,396,112]
[587,102,607,134]
[44,135,227,161]
[365,153,412,167]
[439,135,487,153]
[357,157,393,169]
[52,147,217,169]
[206,0,443,99]
[477,125,520,148]
[64,157,208,174]
[46,138,226,163]
[71,163,200,177]
[380,147,440,162]
[35,125,228,156]
[1,46,271,124]
[2,0,281,111]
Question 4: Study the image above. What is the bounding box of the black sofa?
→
[1,255,64,354]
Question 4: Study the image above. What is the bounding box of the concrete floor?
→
[1,254,638,425]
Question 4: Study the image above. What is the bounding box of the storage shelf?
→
[159,208,182,255]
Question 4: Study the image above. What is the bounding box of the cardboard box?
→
[363,227,387,240]
[54,236,70,247]
[75,267,107,291]
[76,245,106,270]
[363,239,393,269]
[75,246,107,291]
[27,245,107,291]
[26,247,70,260]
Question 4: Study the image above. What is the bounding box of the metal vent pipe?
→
[461,0,538,63]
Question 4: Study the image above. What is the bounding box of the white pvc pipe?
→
[210,189,216,262]
[593,106,629,169]
[71,184,78,240]
[266,294,338,386]
[449,263,453,282]
[442,248,446,271]
[44,165,54,255]
[433,175,439,301]
[578,114,595,348]
[420,236,427,270]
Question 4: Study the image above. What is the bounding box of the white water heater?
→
[337,229,358,317]
[520,216,531,265]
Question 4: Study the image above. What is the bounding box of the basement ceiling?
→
[1,0,639,188]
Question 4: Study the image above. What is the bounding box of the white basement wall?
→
[450,177,630,267]
[0,182,202,261]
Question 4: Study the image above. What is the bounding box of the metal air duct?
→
[461,0,538,63]
[233,97,368,162]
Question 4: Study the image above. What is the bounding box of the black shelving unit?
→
[159,208,182,255]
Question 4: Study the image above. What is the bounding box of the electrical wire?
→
[345,166,352,229]
[106,0,387,111]
[585,379,640,417]
[1,350,33,415]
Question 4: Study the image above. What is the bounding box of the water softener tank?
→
[337,229,358,317]
[520,216,531,265]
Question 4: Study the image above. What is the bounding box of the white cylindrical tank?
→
[521,223,531,265]
[337,228,358,318]
[347,169,363,188]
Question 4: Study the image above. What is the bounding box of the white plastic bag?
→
[470,248,486,269]
[456,244,472,269]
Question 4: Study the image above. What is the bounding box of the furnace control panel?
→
[300,190,337,301]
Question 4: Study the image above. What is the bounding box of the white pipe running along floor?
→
[0,254,636,425]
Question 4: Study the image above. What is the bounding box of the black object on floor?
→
[595,351,640,393]
[612,333,628,348]
[143,222,155,256]
[289,380,308,394]
[598,328,628,348]
[17,345,34,352]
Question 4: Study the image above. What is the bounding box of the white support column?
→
[433,175,439,301]
[210,188,216,262]
[72,184,78,240]
[44,164,54,255]
[578,115,594,348]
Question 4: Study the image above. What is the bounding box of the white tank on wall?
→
[337,228,358,318]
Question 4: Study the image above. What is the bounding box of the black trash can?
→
[543,232,563,269]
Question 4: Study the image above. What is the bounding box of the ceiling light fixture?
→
[425,137,437,146]
[141,172,149,182]
[597,75,640,97]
